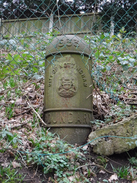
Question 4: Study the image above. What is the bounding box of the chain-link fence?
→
[0,0,137,123]
[0,1,137,181]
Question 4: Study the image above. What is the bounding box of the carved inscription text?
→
[48,55,88,91]
[45,111,92,125]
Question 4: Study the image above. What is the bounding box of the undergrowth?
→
[0,30,137,182]
[0,125,90,182]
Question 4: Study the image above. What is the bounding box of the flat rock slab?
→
[88,114,137,156]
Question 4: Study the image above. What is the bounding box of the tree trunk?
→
[49,13,54,33]
[110,16,114,37]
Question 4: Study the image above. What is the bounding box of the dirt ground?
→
[0,79,137,183]
[0,145,137,183]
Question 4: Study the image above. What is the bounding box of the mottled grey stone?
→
[88,114,137,156]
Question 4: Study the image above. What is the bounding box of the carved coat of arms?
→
[56,55,78,98]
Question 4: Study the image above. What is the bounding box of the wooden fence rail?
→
[1,13,101,37]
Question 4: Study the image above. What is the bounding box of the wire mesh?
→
[0,2,137,181]
[0,0,137,123]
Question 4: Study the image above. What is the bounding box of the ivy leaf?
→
[32,67,38,72]
[95,50,100,58]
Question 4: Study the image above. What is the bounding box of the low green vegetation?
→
[0,125,90,182]
[0,165,25,183]
[128,156,137,166]
[0,30,137,182]
[0,30,136,122]
[85,28,137,96]
[113,166,130,179]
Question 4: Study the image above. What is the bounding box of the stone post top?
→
[45,35,91,58]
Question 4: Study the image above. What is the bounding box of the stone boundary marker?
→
[44,35,93,145]
[88,113,137,156]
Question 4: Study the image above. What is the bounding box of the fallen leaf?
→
[68,175,75,181]
[28,93,36,100]
[99,170,106,174]
[82,145,88,150]
[108,173,118,182]
[8,150,15,158]
[15,98,23,104]
[12,161,21,168]
[1,162,10,168]
[26,87,33,92]
[14,108,21,114]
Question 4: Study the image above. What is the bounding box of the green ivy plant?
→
[84,31,137,96]
[0,165,25,183]
[26,129,80,179]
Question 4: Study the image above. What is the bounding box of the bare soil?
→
[1,146,137,182]
[0,79,137,182]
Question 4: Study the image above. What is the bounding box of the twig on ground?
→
[106,157,123,166]
[93,163,113,174]
[17,150,28,168]
[13,109,31,117]
[32,165,38,178]
[77,163,113,174]
[10,122,28,129]
[76,164,96,177]
[27,102,47,126]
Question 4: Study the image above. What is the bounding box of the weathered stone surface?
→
[88,114,137,156]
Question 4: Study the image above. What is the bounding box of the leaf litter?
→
[0,77,137,182]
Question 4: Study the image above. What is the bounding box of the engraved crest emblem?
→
[58,77,77,98]
[56,55,78,98]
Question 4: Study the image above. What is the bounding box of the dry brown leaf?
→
[15,98,23,104]
[8,150,15,158]
[99,170,106,174]
[26,87,34,92]
[12,161,21,168]
[28,93,36,100]
[108,173,118,182]
[1,162,10,168]
[14,108,21,114]
[0,112,5,118]
[82,145,88,150]
[68,175,76,181]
